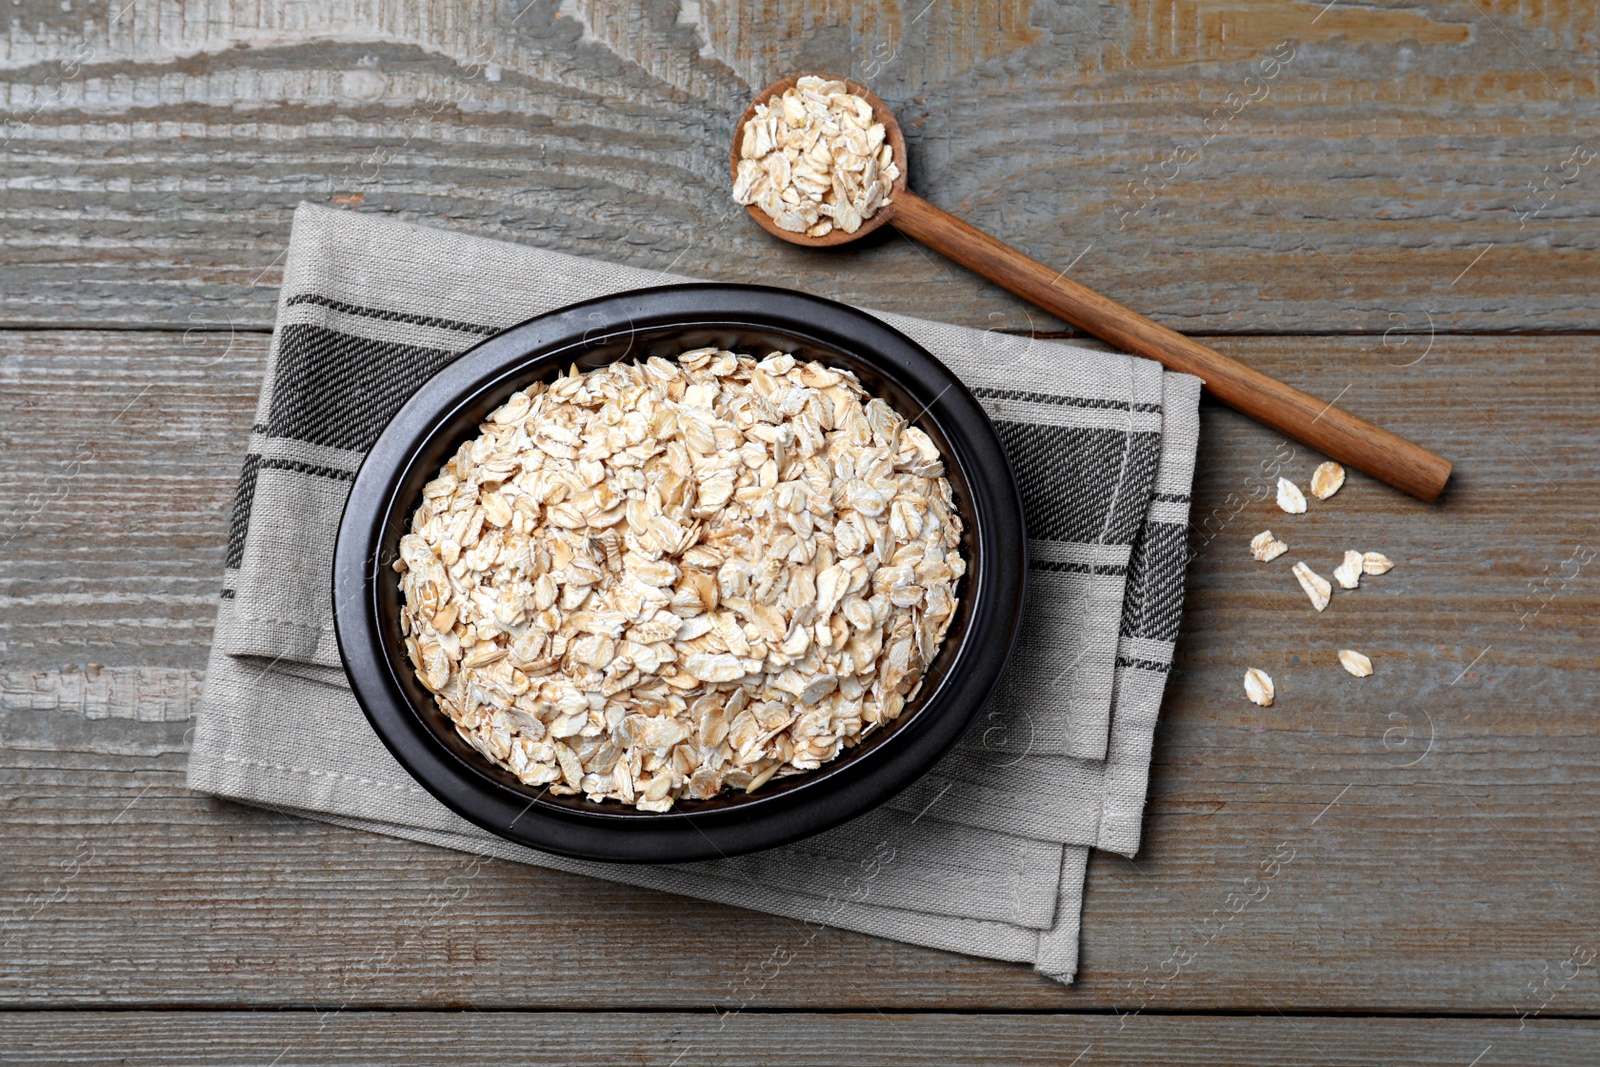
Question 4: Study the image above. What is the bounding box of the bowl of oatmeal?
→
[332,284,1025,861]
